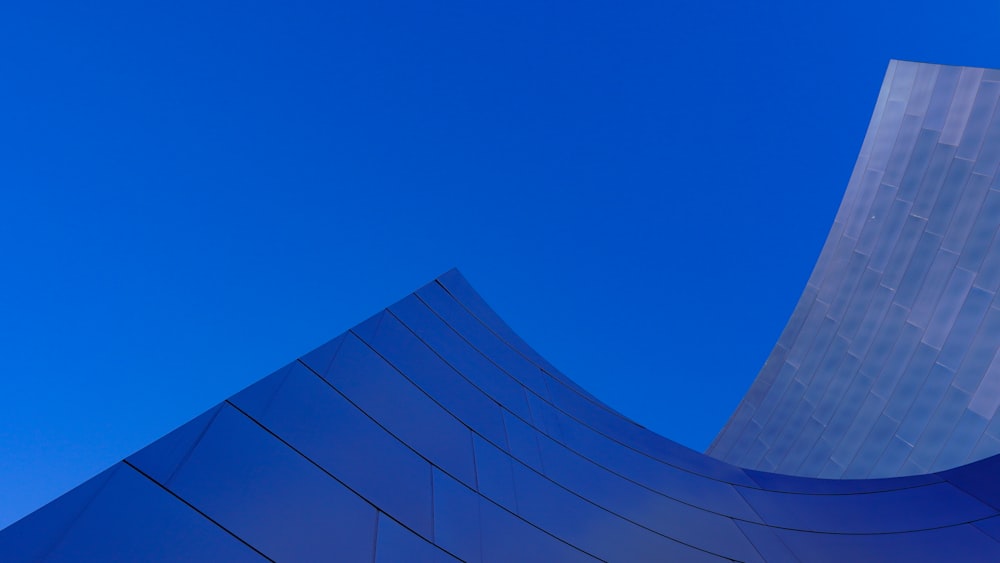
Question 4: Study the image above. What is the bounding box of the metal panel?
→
[711,61,1000,477]
[6,62,1000,562]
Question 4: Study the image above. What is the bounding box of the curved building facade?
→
[709,60,1000,478]
[5,61,1000,561]
[4,270,1000,561]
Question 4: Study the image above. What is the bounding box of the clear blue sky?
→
[2,1,1000,529]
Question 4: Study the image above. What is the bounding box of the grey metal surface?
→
[708,60,1000,478]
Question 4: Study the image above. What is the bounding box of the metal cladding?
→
[709,60,1000,478]
[5,269,1000,561]
[7,60,1000,561]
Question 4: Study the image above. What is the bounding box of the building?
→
[710,60,1000,478]
[4,61,1000,561]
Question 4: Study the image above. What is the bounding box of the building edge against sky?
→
[709,60,1000,478]
[4,269,1000,561]
[6,61,1000,561]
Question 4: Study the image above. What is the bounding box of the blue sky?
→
[2,1,1000,528]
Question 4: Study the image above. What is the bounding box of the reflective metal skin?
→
[710,60,1000,478]
[4,269,1000,561]
[7,60,1000,561]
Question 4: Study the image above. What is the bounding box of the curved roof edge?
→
[709,60,1000,479]
[3,268,1000,561]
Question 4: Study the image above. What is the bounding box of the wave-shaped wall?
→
[6,60,1000,561]
[709,60,1000,479]
[3,269,1000,561]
